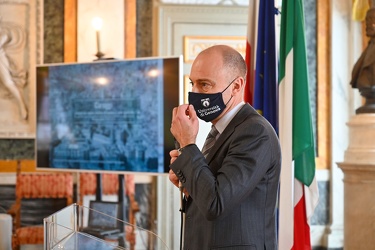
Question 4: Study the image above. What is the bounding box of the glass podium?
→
[44,204,169,250]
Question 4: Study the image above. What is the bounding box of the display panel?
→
[36,57,181,174]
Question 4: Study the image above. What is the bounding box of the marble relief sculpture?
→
[350,8,375,114]
[0,18,28,120]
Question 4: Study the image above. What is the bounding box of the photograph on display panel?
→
[36,57,181,174]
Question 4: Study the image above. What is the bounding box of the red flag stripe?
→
[292,185,311,250]
[244,0,259,105]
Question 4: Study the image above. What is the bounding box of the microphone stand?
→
[175,139,185,250]
[179,182,185,250]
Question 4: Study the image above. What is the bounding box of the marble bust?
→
[350,8,375,114]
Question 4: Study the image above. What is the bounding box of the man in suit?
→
[169,45,281,249]
[350,7,375,89]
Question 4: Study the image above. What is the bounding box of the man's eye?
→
[201,82,212,90]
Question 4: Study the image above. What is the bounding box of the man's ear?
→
[232,77,245,95]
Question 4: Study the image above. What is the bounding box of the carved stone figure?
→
[350,8,375,114]
[0,20,28,120]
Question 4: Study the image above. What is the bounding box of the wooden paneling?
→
[64,0,77,62]
[316,1,331,169]
[125,0,136,58]
[0,160,36,172]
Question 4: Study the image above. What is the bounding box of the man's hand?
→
[170,104,199,148]
[169,169,190,197]
[168,169,179,188]
[169,149,180,188]
[170,149,179,165]
[169,149,190,197]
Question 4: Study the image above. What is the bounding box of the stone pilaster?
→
[338,114,375,249]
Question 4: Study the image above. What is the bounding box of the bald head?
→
[189,45,247,123]
[197,45,247,80]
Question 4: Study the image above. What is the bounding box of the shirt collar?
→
[214,101,245,134]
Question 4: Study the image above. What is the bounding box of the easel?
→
[95,173,128,225]
[95,173,138,250]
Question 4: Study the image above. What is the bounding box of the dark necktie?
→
[202,125,219,158]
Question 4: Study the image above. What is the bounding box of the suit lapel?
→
[205,104,256,163]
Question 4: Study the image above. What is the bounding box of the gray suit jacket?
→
[171,103,281,250]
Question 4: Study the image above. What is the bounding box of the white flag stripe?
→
[294,179,303,206]
[278,48,294,250]
[304,176,319,219]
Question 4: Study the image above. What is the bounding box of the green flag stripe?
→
[279,0,316,186]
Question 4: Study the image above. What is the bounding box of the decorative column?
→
[338,114,375,249]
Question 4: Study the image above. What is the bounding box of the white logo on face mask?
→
[201,98,210,107]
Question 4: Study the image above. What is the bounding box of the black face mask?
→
[188,78,236,122]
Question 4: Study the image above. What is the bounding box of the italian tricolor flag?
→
[278,0,319,249]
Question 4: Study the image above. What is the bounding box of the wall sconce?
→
[92,17,105,60]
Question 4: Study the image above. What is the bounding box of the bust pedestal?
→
[338,114,375,249]
[356,88,375,114]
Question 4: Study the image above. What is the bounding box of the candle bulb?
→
[96,30,101,53]
[92,17,104,60]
